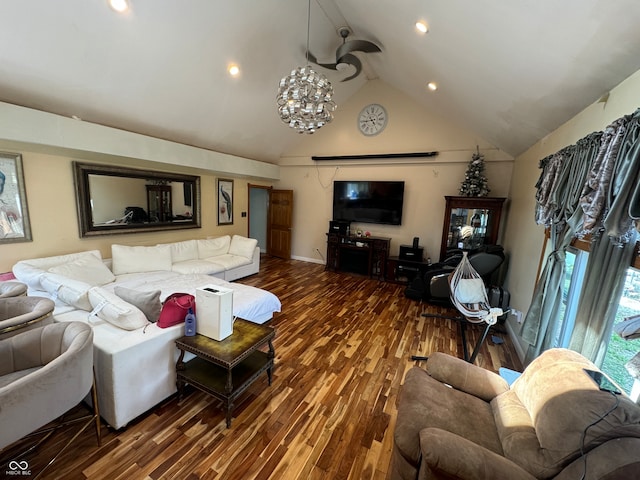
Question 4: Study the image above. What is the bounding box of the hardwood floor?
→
[1,256,522,479]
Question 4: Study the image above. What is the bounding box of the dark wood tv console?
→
[325,233,390,280]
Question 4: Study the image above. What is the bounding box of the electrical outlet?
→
[514,310,523,323]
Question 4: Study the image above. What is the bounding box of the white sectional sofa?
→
[12,235,280,429]
[141,234,260,281]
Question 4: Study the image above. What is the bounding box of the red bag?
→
[157,293,196,328]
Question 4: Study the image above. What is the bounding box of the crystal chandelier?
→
[276,0,337,133]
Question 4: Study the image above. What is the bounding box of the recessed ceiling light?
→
[228,64,240,77]
[108,0,129,13]
[416,21,429,34]
[427,82,438,91]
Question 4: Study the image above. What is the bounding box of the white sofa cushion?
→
[111,244,172,275]
[171,260,225,275]
[228,235,258,261]
[205,254,250,270]
[40,273,93,311]
[48,253,115,286]
[159,239,198,263]
[197,236,230,259]
[13,250,103,291]
[88,286,148,330]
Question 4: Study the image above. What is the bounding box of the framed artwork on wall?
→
[0,152,32,244]
[217,178,234,225]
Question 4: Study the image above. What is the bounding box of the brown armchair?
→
[392,349,640,480]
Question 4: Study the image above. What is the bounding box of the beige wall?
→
[1,79,513,273]
[0,149,271,272]
[503,68,640,358]
[277,79,513,263]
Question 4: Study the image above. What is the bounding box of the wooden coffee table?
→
[175,318,275,428]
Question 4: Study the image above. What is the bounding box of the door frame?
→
[247,184,271,251]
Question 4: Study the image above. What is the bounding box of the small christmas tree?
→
[459,150,490,197]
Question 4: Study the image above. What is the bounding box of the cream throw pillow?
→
[48,254,115,286]
[198,236,230,259]
[228,235,258,260]
[111,244,172,275]
[455,278,486,304]
[159,239,198,263]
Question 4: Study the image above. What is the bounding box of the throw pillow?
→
[228,235,258,260]
[114,286,162,323]
[111,244,172,275]
[87,286,148,330]
[40,273,92,311]
[197,236,231,259]
[455,277,486,304]
[12,250,102,291]
[48,254,115,286]
[158,239,198,263]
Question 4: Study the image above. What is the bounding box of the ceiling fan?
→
[308,27,381,82]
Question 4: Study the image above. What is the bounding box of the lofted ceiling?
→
[0,0,639,164]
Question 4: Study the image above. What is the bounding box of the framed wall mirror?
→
[73,162,201,237]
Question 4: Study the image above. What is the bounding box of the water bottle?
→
[185,308,197,336]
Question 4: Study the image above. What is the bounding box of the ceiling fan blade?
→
[337,53,362,82]
[336,40,381,60]
[307,51,338,70]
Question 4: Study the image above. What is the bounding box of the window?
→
[553,247,588,349]
[601,267,640,396]
[553,248,639,396]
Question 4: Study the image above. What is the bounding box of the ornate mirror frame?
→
[73,161,201,237]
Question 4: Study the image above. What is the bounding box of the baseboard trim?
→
[505,320,526,364]
[291,255,324,265]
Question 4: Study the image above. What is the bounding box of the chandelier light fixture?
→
[276,0,337,133]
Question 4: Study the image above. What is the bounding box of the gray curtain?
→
[521,134,601,363]
[568,111,640,364]
[604,110,640,243]
[569,230,637,365]
[523,109,640,365]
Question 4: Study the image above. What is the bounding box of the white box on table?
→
[195,284,234,341]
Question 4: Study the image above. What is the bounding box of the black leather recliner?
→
[405,245,505,305]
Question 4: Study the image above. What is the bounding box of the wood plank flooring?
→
[0,256,522,479]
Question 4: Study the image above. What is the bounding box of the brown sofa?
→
[392,348,640,479]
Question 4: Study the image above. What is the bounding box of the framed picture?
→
[0,152,32,244]
[217,178,234,225]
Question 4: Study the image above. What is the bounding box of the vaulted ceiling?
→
[1,0,639,163]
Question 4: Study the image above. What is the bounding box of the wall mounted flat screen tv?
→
[333,180,405,225]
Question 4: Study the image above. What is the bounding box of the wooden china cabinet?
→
[439,196,506,261]
[146,184,172,222]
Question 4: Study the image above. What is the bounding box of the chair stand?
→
[0,371,101,479]
[417,313,492,364]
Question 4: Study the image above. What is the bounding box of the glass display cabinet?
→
[147,184,172,222]
[439,196,506,261]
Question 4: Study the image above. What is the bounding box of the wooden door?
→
[267,189,293,259]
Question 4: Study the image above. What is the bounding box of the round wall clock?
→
[358,104,387,136]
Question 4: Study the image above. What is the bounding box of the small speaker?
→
[329,220,350,235]
[412,237,419,248]
[399,245,424,261]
